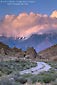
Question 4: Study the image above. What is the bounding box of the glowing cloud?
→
[50,10,57,18]
[0,10,57,38]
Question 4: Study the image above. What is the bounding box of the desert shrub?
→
[0,79,14,85]
[22,73,32,78]
[0,60,36,76]
[23,70,57,84]
[51,79,57,85]
[47,61,57,69]
[0,67,12,75]
[5,69,12,75]
[30,75,38,83]
[40,75,54,83]
[14,72,20,80]
[37,71,57,83]
[0,71,3,77]
[15,76,27,84]
[0,78,23,85]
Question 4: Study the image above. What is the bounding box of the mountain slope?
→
[38,44,57,61]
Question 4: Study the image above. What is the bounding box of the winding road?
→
[20,62,51,75]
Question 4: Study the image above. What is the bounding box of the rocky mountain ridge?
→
[0,32,57,52]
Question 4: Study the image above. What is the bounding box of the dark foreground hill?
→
[38,44,57,61]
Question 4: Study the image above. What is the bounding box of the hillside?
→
[0,42,57,61]
[0,42,24,57]
[0,42,10,49]
[0,42,11,55]
[0,42,38,59]
[38,44,57,61]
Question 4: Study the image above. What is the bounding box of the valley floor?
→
[0,58,57,85]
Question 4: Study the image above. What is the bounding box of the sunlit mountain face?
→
[0,32,57,52]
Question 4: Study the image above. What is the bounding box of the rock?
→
[25,47,37,59]
[0,48,5,55]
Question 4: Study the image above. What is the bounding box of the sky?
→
[0,0,57,17]
[0,0,57,38]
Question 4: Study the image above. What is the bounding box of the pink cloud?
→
[0,11,57,38]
